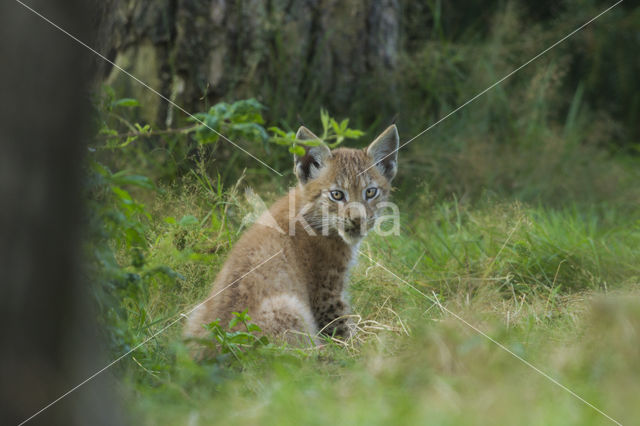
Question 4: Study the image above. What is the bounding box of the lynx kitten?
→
[184,125,399,354]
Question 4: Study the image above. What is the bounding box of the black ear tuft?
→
[293,126,331,184]
[366,125,399,181]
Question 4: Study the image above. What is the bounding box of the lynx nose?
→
[348,214,363,228]
[347,208,366,230]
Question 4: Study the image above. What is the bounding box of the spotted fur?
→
[184,125,399,357]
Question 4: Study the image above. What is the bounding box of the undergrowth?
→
[84,3,640,423]
[87,164,639,425]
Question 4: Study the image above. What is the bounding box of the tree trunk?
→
[0,1,123,425]
[104,0,400,127]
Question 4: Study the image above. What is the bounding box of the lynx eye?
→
[365,187,379,199]
[329,190,345,201]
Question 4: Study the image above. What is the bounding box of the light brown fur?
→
[184,125,399,355]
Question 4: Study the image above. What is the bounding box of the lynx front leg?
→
[315,297,356,339]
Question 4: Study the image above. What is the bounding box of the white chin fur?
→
[337,228,366,245]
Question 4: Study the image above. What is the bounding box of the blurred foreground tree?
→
[0,1,123,425]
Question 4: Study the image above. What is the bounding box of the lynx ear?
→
[366,125,399,181]
[293,126,331,184]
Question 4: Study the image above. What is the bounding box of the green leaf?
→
[116,135,138,148]
[124,227,146,247]
[111,98,140,108]
[246,323,262,333]
[134,123,151,133]
[320,109,330,132]
[232,122,269,142]
[111,186,133,202]
[344,129,364,139]
[228,316,241,330]
[268,126,287,137]
[330,118,341,134]
[91,161,112,177]
[178,215,199,227]
[111,172,155,190]
[289,145,306,156]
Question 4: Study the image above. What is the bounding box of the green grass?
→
[106,177,640,426]
[87,3,640,422]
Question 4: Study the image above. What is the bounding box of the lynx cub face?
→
[184,125,399,356]
[294,125,399,244]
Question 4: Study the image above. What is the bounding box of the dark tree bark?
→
[103,0,400,127]
[0,1,123,425]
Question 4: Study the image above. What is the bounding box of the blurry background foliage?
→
[84,1,640,423]
[95,0,639,205]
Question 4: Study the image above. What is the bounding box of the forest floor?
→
[115,175,639,426]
